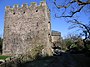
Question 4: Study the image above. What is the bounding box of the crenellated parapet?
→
[3,1,53,56]
[30,2,37,7]
[5,1,47,11]
[13,4,19,8]
[4,1,50,20]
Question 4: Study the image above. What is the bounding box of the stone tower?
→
[51,31,62,48]
[3,2,52,56]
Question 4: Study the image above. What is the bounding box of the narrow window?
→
[48,33,50,35]
[37,31,39,33]
[13,12,15,15]
[37,22,38,26]
[36,10,38,12]
[23,11,25,14]
[48,21,50,23]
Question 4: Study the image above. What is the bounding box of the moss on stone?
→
[17,45,44,62]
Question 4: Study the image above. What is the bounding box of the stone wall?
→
[51,31,62,47]
[3,1,53,56]
[0,58,19,67]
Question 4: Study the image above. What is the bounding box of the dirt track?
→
[20,53,90,67]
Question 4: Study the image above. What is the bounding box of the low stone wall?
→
[0,58,20,67]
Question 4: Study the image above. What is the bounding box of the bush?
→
[18,45,44,62]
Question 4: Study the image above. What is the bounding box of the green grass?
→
[0,55,11,60]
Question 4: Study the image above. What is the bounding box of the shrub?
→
[18,45,44,62]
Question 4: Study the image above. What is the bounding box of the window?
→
[23,11,25,14]
[48,33,50,35]
[48,21,50,23]
[13,12,15,15]
[37,22,38,26]
[36,10,38,12]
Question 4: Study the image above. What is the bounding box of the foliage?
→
[18,45,44,62]
[53,0,90,49]
[29,45,44,59]
[68,20,90,48]
[70,44,78,49]
[64,33,84,50]
[64,39,74,49]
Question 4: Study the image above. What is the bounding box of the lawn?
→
[0,55,11,60]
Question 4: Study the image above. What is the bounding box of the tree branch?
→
[54,0,76,9]
[71,5,84,15]
[54,0,90,17]
[55,5,85,18]
[75,0,90,5]
[69,19,90,38]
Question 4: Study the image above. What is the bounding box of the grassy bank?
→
[0,55,10,60]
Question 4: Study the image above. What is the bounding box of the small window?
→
[48,21,50,23]
[23,11,25,14]
[48,33,50,35]
[36,10,38,12]
[13,12,15,15]
[37,23,38,26]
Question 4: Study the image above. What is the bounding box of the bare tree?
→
[68,19,90,48]
[53,0,90,49]
[54,0,90,17]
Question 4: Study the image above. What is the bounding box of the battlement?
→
[3,1,52,56]
[5,1,47,10]
[13,4,19,8]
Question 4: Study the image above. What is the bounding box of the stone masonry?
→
[51,31,62,47]
[3,2,53,56]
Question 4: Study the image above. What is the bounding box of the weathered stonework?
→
[3,2,53,56]
[51,31,63,48]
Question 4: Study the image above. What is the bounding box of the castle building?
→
[51,30,62,47]
[3,2,53,56]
